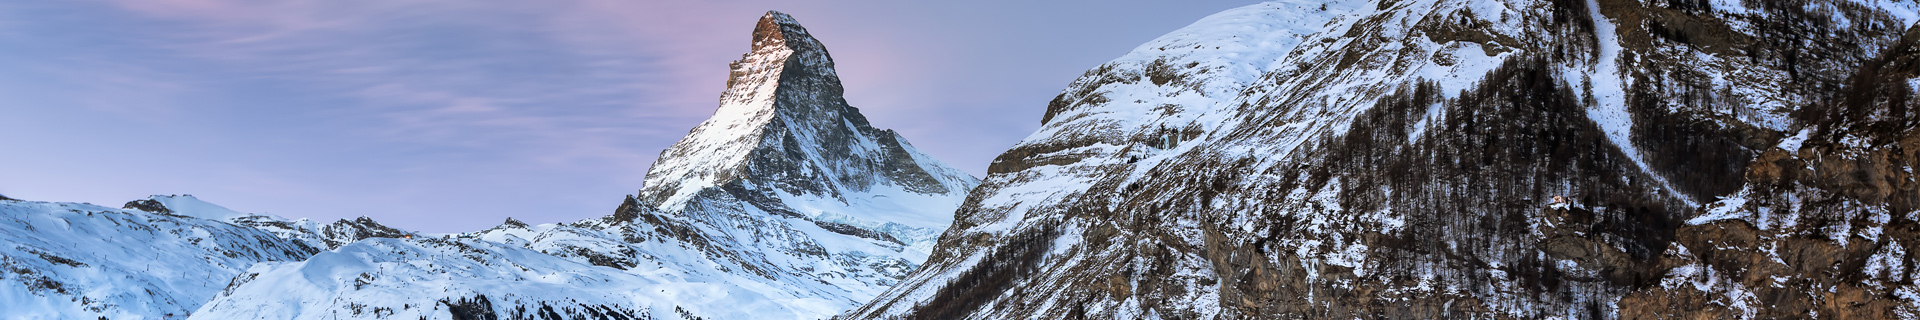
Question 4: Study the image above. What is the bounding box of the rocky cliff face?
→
[189,11,977,320]
[848,0,1919,319]
[1621,22,1920,319]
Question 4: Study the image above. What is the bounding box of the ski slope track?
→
[849,0,1920,318]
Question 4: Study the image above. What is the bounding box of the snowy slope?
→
[853,0,1526,316]
[119,194,421,252]
[0,195,317,319]
[850,0,1920,318]
[194,236,807,320]
[193,11,978,320]
[195,210,903,320]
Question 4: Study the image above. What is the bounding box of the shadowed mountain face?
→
[848,0,1920,319]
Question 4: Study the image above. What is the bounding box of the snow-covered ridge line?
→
[0,195,320,319]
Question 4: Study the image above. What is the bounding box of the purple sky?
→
[0,0,1262,232]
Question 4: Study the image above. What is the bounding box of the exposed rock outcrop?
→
[850,0,1920,318]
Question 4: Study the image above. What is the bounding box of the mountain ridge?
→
[0,194,413,319]
[849,0,1920,318]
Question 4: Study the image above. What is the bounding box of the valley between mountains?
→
[6,1,1920,319]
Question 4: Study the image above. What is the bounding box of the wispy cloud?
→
[78,0,968,172]
[87,0,716,168]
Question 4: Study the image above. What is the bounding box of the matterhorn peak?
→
[638,11,975,212]
[727,10,837,91]
[750,11,826,57]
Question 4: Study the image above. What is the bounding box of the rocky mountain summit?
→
[639,10,978,258]
[849,0,1919,318]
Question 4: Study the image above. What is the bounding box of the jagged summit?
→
[749,11,829,62]
[638,11,976,225]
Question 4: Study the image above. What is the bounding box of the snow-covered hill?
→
[849,0,1920,318]
[190,11,978,320]
[193,213,868,320]
[0,195,319,319]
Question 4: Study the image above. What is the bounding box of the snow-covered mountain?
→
[0,195,418,319]
[848,0,1920,318]
[189,11,978,320]
[21,0,1913,318]
[638,10,977,254]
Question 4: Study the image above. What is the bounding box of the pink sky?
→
[0,0,1263,232]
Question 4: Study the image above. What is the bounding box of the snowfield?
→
[0,196,315,319]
